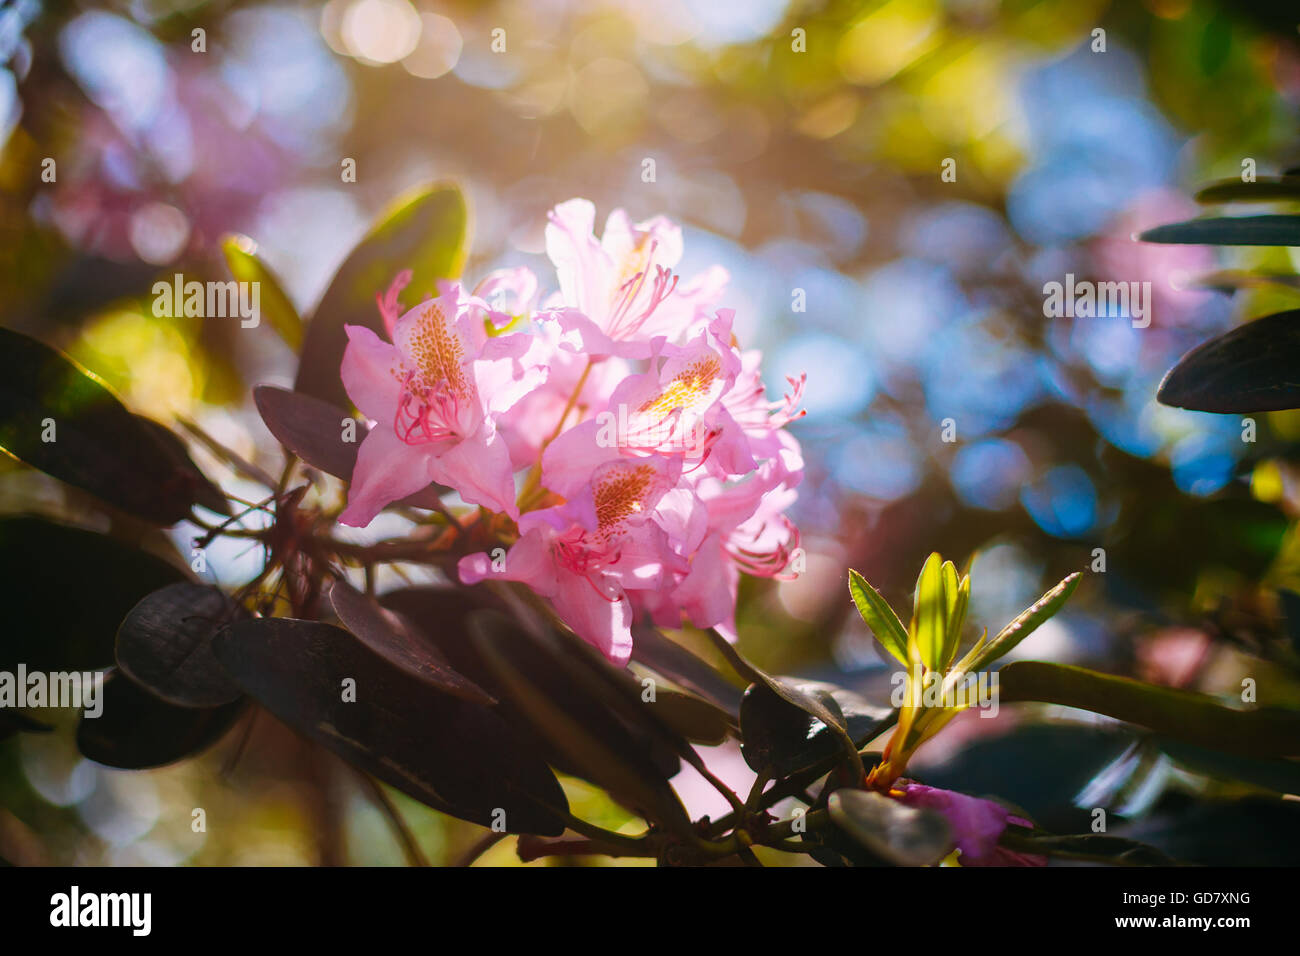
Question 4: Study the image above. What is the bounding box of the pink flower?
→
[543,198,728,356]
[459,457,692,663]
[340,200,805,666]
[338,281,546,527]
[539,310,751,491]
[896,783,1047,867]
[493,316,630,468]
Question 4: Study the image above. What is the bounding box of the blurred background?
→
[3,0,1300,865]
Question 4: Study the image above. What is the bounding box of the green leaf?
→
[1138,215,1300,246]
[940,562,966,670]
[1156,308,1300,413]
[221,234,303,351]
[1000,661,1300,758]
[847,569,908,666]
[1194,178,1300,204]
[294,183,469,409]
[971,572,1080,671]
[0,517,185,671]
[910,552,947,672]
[78,670,245,770]
[0,326,222,524]
[827,789,952,867]
[212,616,567,834]
[115,582,245,708]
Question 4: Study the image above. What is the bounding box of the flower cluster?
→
[339,199,805,663]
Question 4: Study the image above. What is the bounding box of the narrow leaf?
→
[971,572,1080,671]
[847,569,908,666]
[911,553,947,672]
[1138,215,1300,246]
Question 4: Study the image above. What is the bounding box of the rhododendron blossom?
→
[338,281,544,526]
[341,199,805,663]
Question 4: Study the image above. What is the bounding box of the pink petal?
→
[341,325,403,422]
[339,427,437,527]
[427,425,519,518]
[553,569,633,664]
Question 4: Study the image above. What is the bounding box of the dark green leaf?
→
[999,827,1172,865]
[1157,308,1300,412]
[651,688,733,745]
[740,680,891,776]
[1194,178,1300,204]
[827,789,952,866]
[702,628,859,769]
[468,611,691,830]
[329,580,495,705]
[1121,795,1300,865]
[135,417,230,516]
[629,623,743,715]
[0,517,184,671]
[294,183,469,408]
[1138,215,1300,246]
[212,616,566,834]
[0,709,53,742]
[1000,661,1300,757]
[1157,738,1300,795]
[77,670,244,769]
[115,582,244,708]
[254,385,446,509]
[0,326,220,524]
